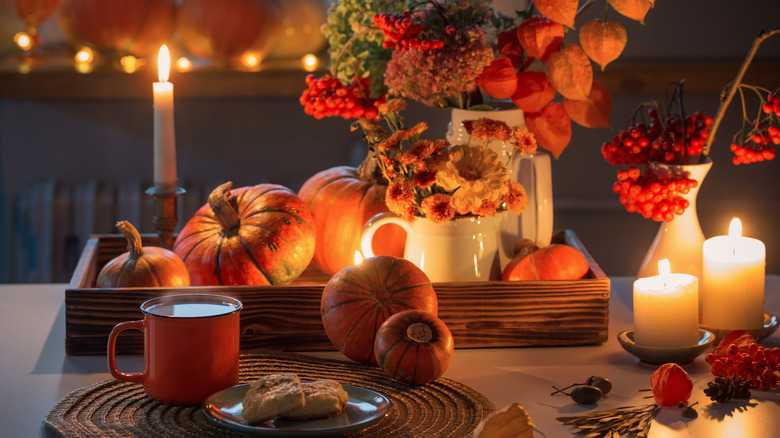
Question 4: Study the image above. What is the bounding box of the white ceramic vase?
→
[361,212,500,282]
[447,107,553,270]
[637,158,713,279]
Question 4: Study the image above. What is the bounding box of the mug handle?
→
[107,320,145,383]
[360,212,412,259]
[518,152,553,247]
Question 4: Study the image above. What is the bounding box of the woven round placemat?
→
[45,351,494,437]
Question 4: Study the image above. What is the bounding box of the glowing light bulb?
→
[14,32,32,51]
[75,47,93,63]
[176,57,192,72]
[241,53,260,70]
[302,54,318,72]
[120,55,140,73]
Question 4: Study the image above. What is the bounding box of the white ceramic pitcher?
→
[361,213,500,282]
[448,108,553,270]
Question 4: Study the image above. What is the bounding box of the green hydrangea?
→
[322,0,416,98]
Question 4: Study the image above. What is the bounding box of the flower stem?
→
[702,27,780,158]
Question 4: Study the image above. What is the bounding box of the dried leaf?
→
[473,403,535,438]
[477,56,518,100]
[511,71,555,113]
[713,330,757,355]
[607,0,654,24]
[535,0,578,28]
[579,19,628,71]
[650,363,693,407]
[563,80,612,128]
[547,44,593,101]
[525,102,571,158]
[516,16,565,63]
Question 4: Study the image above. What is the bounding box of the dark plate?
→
[202,383,391,437]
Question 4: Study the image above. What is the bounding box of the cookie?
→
[284,379,349,420]
[242,373,305,424]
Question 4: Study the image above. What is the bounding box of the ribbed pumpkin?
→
[173,182,315,286]
[374,309,454,385]
[58,0,176,57]
[321,256,438,365]
[178,0,281,63]
[501,239,590,281]
[298,161,405,276]
[97,221,190,288]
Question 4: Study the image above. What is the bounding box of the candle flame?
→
[354,250,364,265]
[728,217,742,238]
[158,45,170,83]
[657,258,671,276]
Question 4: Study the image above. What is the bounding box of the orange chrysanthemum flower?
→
[398,139,438,165]
[471,199,499,217]
[503,180,528,215]
[378,98,407,115]
[510,126,538,154]
[377,122,428,152]
[413,170,438,188]
[385,176,416,220]
[420,194,456,223]
[464,118,511,143]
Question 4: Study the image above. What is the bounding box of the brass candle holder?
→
[146,186,186,250]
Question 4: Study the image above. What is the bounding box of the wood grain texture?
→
[65,231,609,355]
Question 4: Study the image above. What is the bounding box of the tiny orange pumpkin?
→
[502,239,590,281]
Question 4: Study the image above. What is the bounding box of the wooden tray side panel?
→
[65,231,610,355]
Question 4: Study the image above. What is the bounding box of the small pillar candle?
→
[701,218,765,330]
[633,259,699,347]
[153,44,177,193]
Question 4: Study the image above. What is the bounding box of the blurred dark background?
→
[1,0,778,282]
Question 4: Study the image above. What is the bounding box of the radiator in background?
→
[11,180,213,284]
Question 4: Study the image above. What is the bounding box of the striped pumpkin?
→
[298,165,405,275]
[173,182,315,286]
[320,256,438,365]
[58,0,176,57]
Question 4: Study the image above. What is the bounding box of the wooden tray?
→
[65,230,610,356]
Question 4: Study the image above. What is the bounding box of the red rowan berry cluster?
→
[300,74,385,121]
[601,107,712,166]
[372,12,447,51]
[706,343,780,392]
[729,92,779,165]
[612,165,698,222]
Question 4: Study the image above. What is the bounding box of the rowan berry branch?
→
[702,27,780,158]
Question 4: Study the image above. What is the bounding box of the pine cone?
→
[704,376,752,402]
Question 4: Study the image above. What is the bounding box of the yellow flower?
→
[436,145,509,214]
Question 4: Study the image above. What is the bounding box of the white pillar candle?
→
[633,259,699,347]
[701,218,766,330]
[153,44,177,193]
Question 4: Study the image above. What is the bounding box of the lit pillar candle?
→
[701,218,765,330]
[633,259,699,347]
[153,44,177,193]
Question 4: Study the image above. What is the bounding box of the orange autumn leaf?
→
[607,0,654,24]
[511,71,555,113]
[477,57,518,100]
[525,102,571,158]
[547,44,593,101]
[579,19,628,71]
[563,80,612,128]
[651,363,693,407]
[516,16,565,63]
[534,0,577,29]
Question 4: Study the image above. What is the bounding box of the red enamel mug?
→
[107,294,242,405]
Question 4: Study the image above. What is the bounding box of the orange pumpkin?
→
[298,165,405,275]
[173,182,315,286]
[321,256,438,365]
[374,309,454,385]
[502,239,590,281]
[97,221,190,288]
[58,0,176,57]
[178,0,281,63]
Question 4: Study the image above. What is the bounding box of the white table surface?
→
[1,277,778,437]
